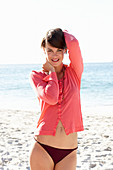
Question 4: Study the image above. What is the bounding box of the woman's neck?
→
[54,63,65,80]
[54,63,64,74]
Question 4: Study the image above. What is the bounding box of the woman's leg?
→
[54,149,77,170]
[30,141,54,170]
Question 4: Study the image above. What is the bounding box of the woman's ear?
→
[64,49,67,54]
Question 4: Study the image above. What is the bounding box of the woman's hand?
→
[42,58,55,73]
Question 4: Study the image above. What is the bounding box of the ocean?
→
[0,63,113,112]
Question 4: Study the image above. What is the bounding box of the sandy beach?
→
[0,107,113,170]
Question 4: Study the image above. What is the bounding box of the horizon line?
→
[0,61,113,65]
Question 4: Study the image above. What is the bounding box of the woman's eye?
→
[58,49,62,52]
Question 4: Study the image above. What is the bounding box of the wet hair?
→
[41,28,67,50]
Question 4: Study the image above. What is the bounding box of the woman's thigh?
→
[30,141,54,170]
[54,150,77,170]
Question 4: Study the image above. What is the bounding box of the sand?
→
[0,108,113,170]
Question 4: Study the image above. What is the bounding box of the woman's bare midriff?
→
[35,120,78,149]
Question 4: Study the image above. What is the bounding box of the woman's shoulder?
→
[65,64,78,77]
[64,64,73,72]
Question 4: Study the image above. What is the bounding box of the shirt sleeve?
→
[64,31,84,83]
[29,71,59,105]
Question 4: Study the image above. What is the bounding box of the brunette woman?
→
[29,28,84,170]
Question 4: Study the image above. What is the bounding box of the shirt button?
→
[59,89,62,92]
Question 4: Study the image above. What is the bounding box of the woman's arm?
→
[29,71,59,105]
[63,31,84,82]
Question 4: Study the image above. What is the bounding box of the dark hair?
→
[41,28,67,50]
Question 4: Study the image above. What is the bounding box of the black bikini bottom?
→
[34,137,78,165]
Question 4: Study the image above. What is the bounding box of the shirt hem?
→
[34,127,84,136]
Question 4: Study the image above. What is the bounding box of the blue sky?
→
[0,0,113,64]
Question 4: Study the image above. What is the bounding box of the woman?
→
[29,28,84,170]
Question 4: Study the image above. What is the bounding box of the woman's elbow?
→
[39,93,59,105]
[46,94,59,105]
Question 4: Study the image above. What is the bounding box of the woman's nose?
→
[52,52,58,56]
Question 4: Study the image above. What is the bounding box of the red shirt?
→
[30,31,84,136]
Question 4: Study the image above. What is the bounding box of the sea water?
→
[0,63,113,111]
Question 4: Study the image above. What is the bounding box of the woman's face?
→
[44,43,65,67]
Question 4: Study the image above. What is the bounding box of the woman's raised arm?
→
[64,31,84,82]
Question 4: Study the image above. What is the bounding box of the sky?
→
[0,0,113,64]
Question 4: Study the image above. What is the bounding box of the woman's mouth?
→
[51,59,59,62]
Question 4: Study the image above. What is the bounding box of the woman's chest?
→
[58,75,78,97]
